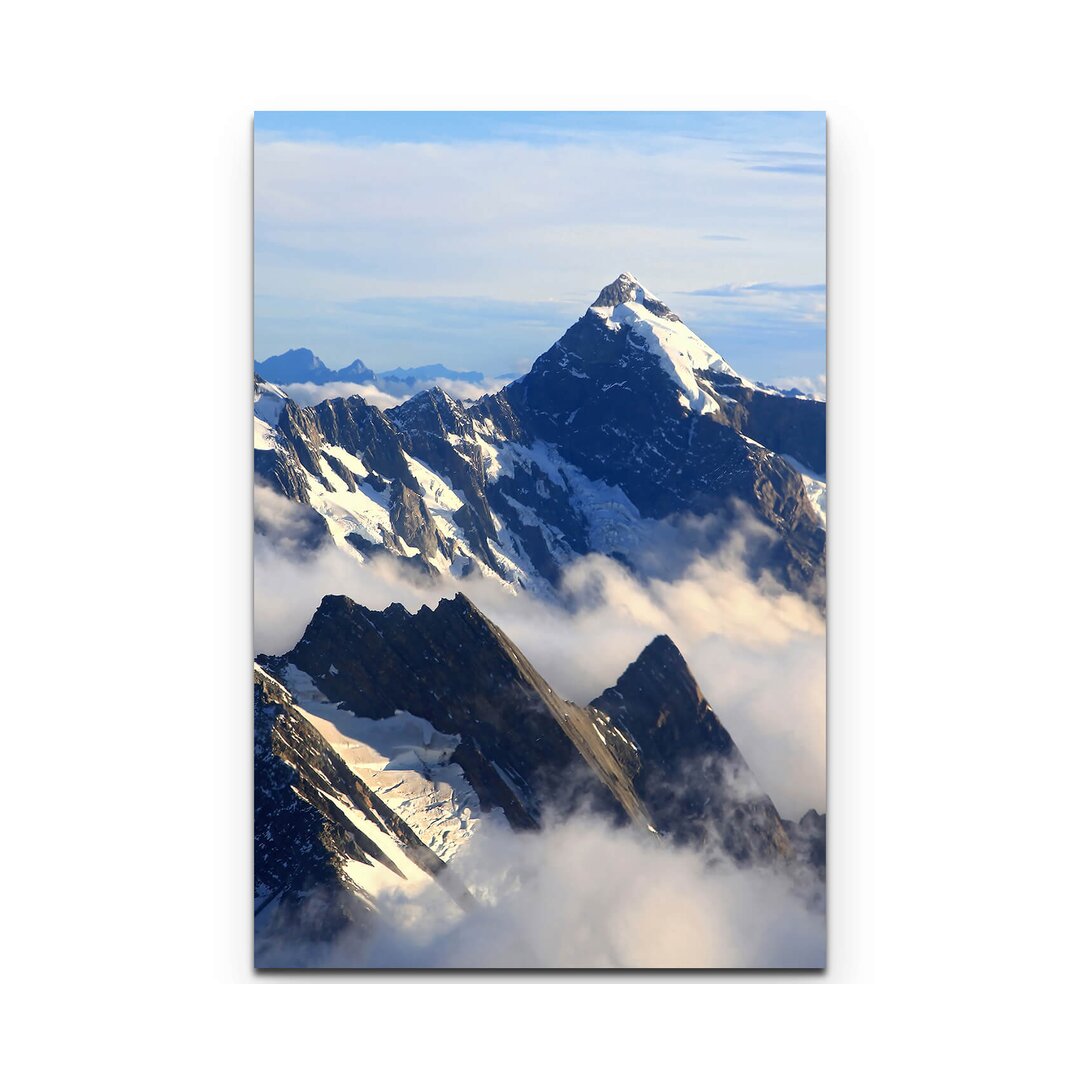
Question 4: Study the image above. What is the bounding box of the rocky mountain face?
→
[254,666,372,957]
[254,273,826,600]
[489,276,825,595]
[255,661,478,962]
[279,593,652,833]
[783,808,826,874]
[591,635,792,863]
[255,593,797,947]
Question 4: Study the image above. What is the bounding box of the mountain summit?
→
[255,274,826,598]
[591,272,682,323]
[256,348,376,386]
[584,271,744,402]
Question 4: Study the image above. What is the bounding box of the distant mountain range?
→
[255,347,513,396]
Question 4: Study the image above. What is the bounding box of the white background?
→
[3,0,1076,1072]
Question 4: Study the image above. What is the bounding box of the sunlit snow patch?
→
[281,665,502,864]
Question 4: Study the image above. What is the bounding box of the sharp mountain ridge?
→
[254,273,826,601]
[254,591,806,953]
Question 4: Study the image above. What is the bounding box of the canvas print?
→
[253,111,826,968]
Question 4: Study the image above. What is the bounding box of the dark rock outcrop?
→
[282,593,651,831]
[275,594,794,867]
[254,667,372,959]
[592,635,793,864]
[782,808,826,874]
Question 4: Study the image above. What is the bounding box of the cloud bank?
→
[257,814,825,969]
[278,381,407,410]
[278,374,515,410]
[769,373,827,399]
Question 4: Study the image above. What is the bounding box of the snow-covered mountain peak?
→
[426,384,458,403]
[585,276,757,411]
[591,272,680,322]
[254,273,825,599]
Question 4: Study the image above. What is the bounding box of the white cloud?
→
[426,375,515,400]
[277,381,407,410]
[258,814,825,969]
[277,374,514,410]
[769,373,827,399]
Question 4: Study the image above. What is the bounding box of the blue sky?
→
[255,112,825,389]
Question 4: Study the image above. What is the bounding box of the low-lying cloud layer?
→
[279,374,515,410]
[258,814,825,969]
[769,373,827,400]
[278,381,407,410]
[254,489,825,817]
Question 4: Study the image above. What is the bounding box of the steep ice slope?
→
[590,271,757,412]
[280,664,493,862]
[254,377,289,449]
[255,664,472,921]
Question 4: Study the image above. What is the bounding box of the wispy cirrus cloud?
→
[749,163,826,175]
[741,148,826,176]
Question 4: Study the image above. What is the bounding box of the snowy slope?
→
[280,663,499,863]
[254,274,826,597]
[590,272,761,413]
[254,377,290,449]
[255,663,477,909]
[782,455,827,527]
